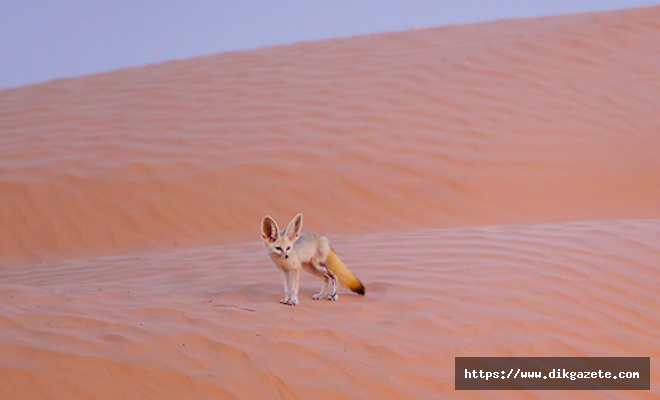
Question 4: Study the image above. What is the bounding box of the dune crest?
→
[1,6,660,263]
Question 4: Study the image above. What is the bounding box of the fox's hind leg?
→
[312,274,330,300]
[323,264,338,301]
[309,259,338,301]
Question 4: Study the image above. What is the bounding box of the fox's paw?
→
[327,293,338,301]
[280,298,299,306]
[312,293,324,300]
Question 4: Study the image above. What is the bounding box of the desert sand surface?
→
[1,5,659,400]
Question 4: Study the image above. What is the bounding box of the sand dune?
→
[1,4,659,399]
[1,219,659,399]
[1,6,660,263]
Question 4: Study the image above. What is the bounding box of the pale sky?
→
[1,1,659,89]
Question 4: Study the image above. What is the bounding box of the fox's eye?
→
[275,246,282,252]
[286,246,291,251]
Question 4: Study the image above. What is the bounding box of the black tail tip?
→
[354,285,366,296]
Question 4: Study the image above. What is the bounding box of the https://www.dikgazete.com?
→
[464,368,641,381]
[454,357,649,390]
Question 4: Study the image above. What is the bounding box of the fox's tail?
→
[325,248,365,295]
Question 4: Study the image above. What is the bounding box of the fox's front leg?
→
[280,270,299,306]
[279,270,291,304]
[289,269,300,305]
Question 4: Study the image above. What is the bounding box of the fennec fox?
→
[261,213,365,306]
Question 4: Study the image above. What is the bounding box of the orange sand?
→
[1,5,659,399]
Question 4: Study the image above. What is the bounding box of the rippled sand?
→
[0,5,659,399]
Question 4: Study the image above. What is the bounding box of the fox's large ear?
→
[284,213,303,242]
[261,215,279,244]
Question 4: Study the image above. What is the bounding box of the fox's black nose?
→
[284,254,289,259]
